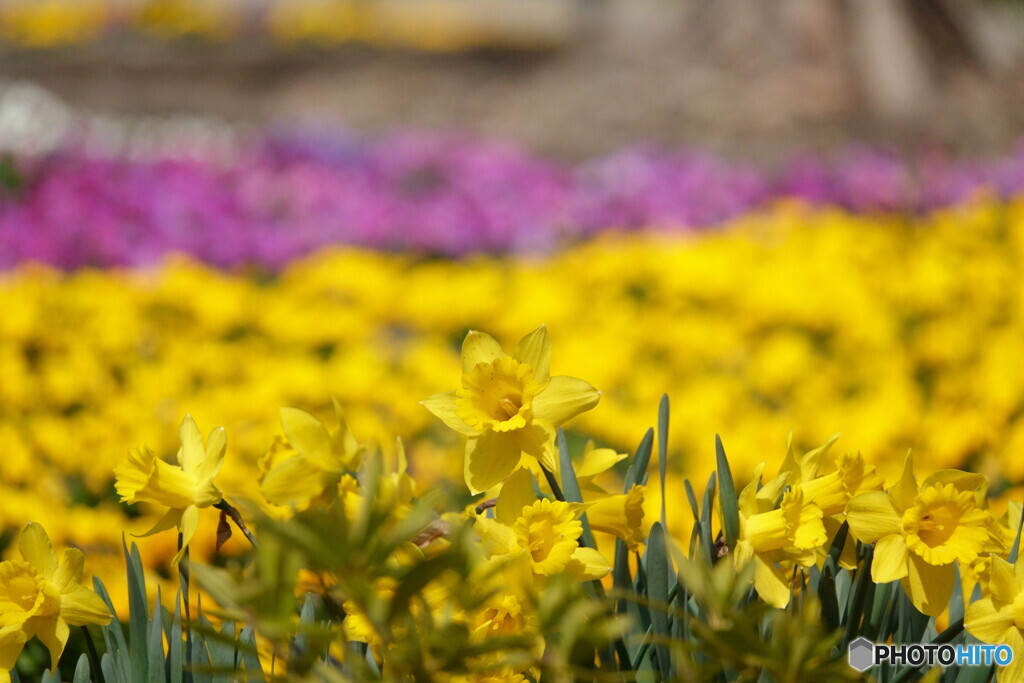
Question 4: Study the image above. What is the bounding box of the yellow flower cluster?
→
[0,0,569,50]
[0,0,106,47]
[1,198,1023,610]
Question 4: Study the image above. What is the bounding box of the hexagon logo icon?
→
[848,637,875,672]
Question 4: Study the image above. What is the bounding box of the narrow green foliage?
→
[699,473,717,565]
[715,435,739,553]
[72,655,92,683]
[658,394,669,528]
[645,522,672,679]
[557,427,595,549]
[628,428,655,489]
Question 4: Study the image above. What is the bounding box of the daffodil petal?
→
[531,376,600,427]
[0,624,27,670]
[136,508,184,538]
[512,325,551,384]
[496,468,537,527]
[172,506,200,567]
[26,614,68,672]
[149,458,202,509]
[18,523,57,580]
[515,421,558,474]
[51,549,84,594]
[177,414,205,472]
[903,553,954,618]
[845,491,900,543]
[474,516,518,556]
[965,597,1014,644]
[753,556,791,608]
[421,391,479,436]
[566,547,611,581]
[465,431,523,495]
[114,448,154,504]
[576,446,627,479]
[279,407,333,465]
[889,452,918,514]
[871,534,909,583]
[60,587,111,627]
[990,556,1018,605]
[462,331,504,374]
[260,455,328,506]
[195,426,226,484]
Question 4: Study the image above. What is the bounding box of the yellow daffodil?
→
[777,434,884,568]
[259,400,365,506]
[778,434,884,518]
[0,524,110,672]
[965,554,1024,682]
[586,484,647,551]
[574,441,628,494]
[114,415,226,565]
[845,454,997,616]
[474,468,609,580]
[732,465,827,608]
[422,326,600,494]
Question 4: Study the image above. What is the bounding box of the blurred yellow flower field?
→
[1,198,1023,613]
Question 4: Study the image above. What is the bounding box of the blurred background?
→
[2,0,1024,159]
[3,3,1024,672]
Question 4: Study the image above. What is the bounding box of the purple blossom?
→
[2,132,1024,270]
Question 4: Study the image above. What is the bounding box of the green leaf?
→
[101,653,119,683]
[842,544,874,646]
[895,587,929,645]
[817,562,840,631]
[715,435,739,553]
[824,521,849,570]
[627,428,655,490]
[190,619,214,683]
[238,626,265,682]
[125,540,150,683]
[949,564,965,625]
[148,586,166,683]
[613,465,637,596]
[683,479,699,523]
[73,654,91,683]
[658,394,669,528]
[94,576,130,683]
[557,428,595,549]
[294,593,317,656]
[646,522,672,679]
[700,473,717,565]
[863,581,895,642]
[207,621,236,683]
[169,592,183,683]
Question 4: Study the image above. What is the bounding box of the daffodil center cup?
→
[0,561,58,621]
[481,597,522,634]
[902,484,988,565]
[513,500,582,574]
[456,357,541,433]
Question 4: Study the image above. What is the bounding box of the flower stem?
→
[214,499,259,548]
[81,625,105,683]
[538,462,566,502]
[178,533,193,683]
